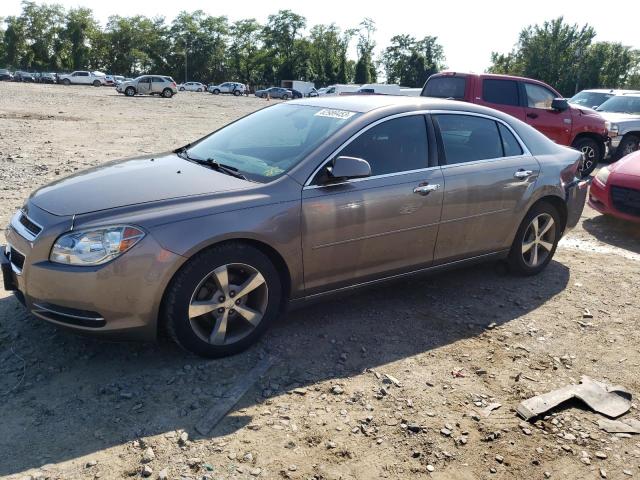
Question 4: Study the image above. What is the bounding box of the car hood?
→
[29,153,254,216]
[594,111,640,123]
[612,151,640,177]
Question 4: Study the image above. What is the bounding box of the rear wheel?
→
[163,243,283,358]
[507,202,561,276]
[281,94,288,100]
[125,86,135,97]
[162,88,173,98]
[197,87,203,92]
[617,134,640,159]
[179,86,185,91]
[212,89,220,95]
[62,78,71,86]
[572,137,601,177]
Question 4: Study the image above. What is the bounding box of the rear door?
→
[151,77,165,93]
[302,114,443,294]
[137,77,151,94]
[74,71,90,84]
[521,82,572,145]
[433,113,540,262]
[477,78,526,121]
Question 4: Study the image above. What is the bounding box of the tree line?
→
[489,17,640,96]
[0,1,445,88]
[1,4,639,93]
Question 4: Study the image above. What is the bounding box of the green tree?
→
[262,10,306,83]
[61,7,100,70]
[355,18,376,84]
[382,34,445,87]
[229,19,262,85]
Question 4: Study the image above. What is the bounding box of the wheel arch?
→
[158,237,293,337]
[571,132,604,157]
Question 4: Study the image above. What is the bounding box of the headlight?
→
[595,166,610,186]
[605,121,619,137]
[50,225,145,266]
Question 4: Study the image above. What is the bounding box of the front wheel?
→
[281,94,288,100]
[233,90,241,96]
[507,202,561,276]
[125,86,135,97]
[162,88,173,98]
[572,137,601,177]
[617,134,640,159]
[163,243,283,358]
[197,88,203,92]
[93,80,101,87]
[179,87,185,91]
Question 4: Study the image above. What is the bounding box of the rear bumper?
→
[565,177,590,231]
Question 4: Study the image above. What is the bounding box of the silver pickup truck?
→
[58,70,107,87]
[595,93,640,158]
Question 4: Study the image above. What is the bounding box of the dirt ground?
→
[1,82,640,480]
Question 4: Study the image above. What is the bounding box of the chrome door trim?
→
[303,165,441,190]
[304,109,533,188]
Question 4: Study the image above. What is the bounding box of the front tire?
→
[93,80,101,87]
[572,137,601,177]
[233,90,241,96]
[281,94,288,100]
[163,243,283,358]
[507,202,561,276]
[617,134,640,159]
[125,86,135,97]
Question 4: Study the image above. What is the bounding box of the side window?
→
[79,72,89,77]
[435,114,503,164]
[326,87,335,94]
[339,116,428,176]
[524,83,555,109]
[152,77,163,83]
[482,79,520,106]
[498,123,523,157]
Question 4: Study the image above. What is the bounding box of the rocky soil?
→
[1,82,639,480]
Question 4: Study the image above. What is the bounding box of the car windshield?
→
[596,96,640,115]
[569,91,613,108]
[185,104,361,182]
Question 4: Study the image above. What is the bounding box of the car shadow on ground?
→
[582,213,640,254]
[0,260,569,476]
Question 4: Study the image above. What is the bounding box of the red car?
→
[421,72,609,176]
[589,150,640,223]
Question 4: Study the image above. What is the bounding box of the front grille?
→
[611,185,640,217]
[19,212,42,237]
[8,247,25,271]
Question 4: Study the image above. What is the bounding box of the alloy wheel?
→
[622,140,639,157]
[580,145,596,174]
[521,213,556,268]
[188,263,268,346]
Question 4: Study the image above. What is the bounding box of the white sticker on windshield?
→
[314,109,356,120]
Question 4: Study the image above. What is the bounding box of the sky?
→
[3,0,640,73]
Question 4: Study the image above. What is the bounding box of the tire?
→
[179,87,185,91]
[233,90,241,96]
[93,80,101,87]
[212,89,220,95]
[616,134,640,159]
[197,88,203,92]
[162,88,173,98]
[572,137,601,177]
[62,78,71,86]
[125,86,136,97]
[507,201,561,276]
[281,94,288,100]
[163,242,283,358]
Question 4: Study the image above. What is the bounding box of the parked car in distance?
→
[58,71,107,86]
[13,71,35,82]
[589,150,640,223]
[421,72,609,176]
[320,84,361,96]
[113,75,125,86]
[116,75,177,98]
[594,94,640,159]
[36,72,56,84]
[254,87,293,99]
[308,88,319,97]
[103,75,116,86]
[1,95,588,357]
[569,89,640,110]
[291,89,304,99]
[179,82,205,92]
[281,80,316,97]
[208,82,245,96]
[0,69,14,81]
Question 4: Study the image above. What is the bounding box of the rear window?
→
[482,79,520,106]
[423,76,466,99]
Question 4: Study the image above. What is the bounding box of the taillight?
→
[171,82,176,87]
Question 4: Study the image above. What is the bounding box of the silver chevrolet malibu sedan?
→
[2,96,588,357]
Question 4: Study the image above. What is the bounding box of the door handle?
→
[526,112,538,119]
[413,183,441,195]
[514,169,534,179]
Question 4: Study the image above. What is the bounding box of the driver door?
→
[522,82,572,145]
[301,114,443,294]
[138,77,151,94]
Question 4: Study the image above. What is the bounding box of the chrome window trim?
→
[10,210,43,242]
[303,111,433,188]
[303,109,532,188]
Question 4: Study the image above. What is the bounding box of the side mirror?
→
[551,98,569,111]
[326,156,371,182]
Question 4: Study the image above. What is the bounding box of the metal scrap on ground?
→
[598,418,640,434]
[516,375,631,421]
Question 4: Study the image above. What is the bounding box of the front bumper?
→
[588,176,640,223]
[3,205,186,340]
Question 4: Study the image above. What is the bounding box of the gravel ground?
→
[1,82,639,480]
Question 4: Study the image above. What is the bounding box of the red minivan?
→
[421,72,609,176]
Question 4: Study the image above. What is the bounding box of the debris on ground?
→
[517,376,631,420]
[598,417,640,434]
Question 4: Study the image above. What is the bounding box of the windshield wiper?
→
[176,148,248,180]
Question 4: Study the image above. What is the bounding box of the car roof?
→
[578,88,640,94]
